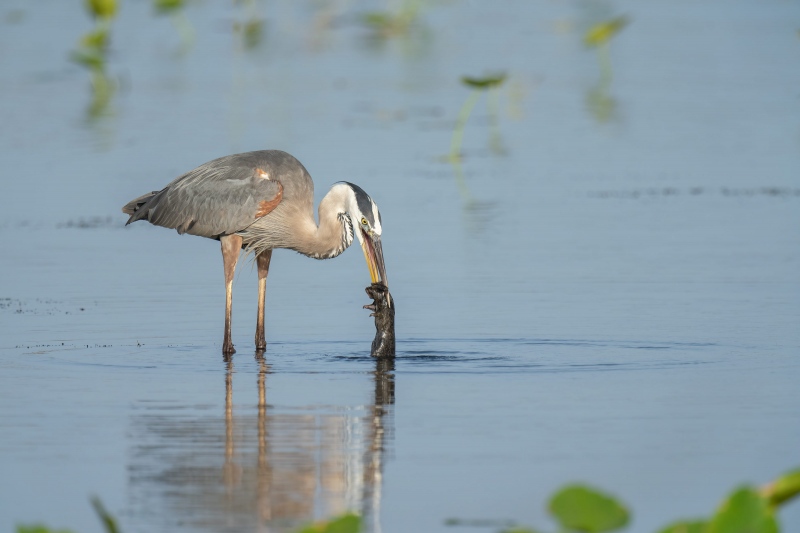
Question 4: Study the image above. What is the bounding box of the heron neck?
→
[295,186,354,260]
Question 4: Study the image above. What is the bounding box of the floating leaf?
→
[154,0,184,15]
[656,519,708,533]
[548,484,630,532]
[362,12,393,29]
[360,2,418,39]
[584,16,628,47]
[80,26,110,50]
[761,468,800,508]
[296,513,361,533]
[324,514,361,533]
[85,0,117,20]
[16,525,76,533]
[707,487,777,533]
[241,18,264,49]
[461,73,507,89]
[361,12,412,37]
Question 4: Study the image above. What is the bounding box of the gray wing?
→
[125,152,284,239]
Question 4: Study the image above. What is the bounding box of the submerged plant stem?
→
[449,156,473,205]
[449,89,482,161]
[487,87,506,155]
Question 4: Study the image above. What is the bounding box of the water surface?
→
[1,1,799,532]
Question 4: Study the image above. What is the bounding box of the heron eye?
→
[361,217,368,226]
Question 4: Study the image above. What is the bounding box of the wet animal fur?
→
[364,283,395,358]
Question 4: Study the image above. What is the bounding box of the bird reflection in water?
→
[128,355,394,532]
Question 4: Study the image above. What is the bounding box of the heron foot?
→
[223,340,236,355]
[255,336,266,351]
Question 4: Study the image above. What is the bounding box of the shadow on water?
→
[127,353,394,533]
[387,338,720,373]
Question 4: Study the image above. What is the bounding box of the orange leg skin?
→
[221,234,243,355]
[255,249,272,351]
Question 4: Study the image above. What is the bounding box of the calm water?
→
[1,1,799,532]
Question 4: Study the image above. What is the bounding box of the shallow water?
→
[1,1,799,532]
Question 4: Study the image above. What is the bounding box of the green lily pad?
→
[241,19,264,49]
[154,0,184,15]
[460,73,507,89]
[707,486,777,533]
[549,484,630,532]
[762,468,800,508]
[16,526,76,533]
[584,16,628,47]
[296,513,361,533]
[361,11,415,37]
[362,12,393,29]
[85,0,117,19]
[80,27,110,50]
[656,519,708,533]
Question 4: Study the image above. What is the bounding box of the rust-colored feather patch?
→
[254,182,283,218]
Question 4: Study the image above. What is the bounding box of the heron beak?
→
[360,230,388,288]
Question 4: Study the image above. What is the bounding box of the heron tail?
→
[122,191,160,223]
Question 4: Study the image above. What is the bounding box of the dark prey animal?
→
[122,150,388,355]
[364,283,395,358]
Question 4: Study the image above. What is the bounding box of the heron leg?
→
[255,249,273,351]
[221,234,243,355]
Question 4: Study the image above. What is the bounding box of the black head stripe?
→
[343,181,376,226]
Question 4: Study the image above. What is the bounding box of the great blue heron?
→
[122,150,387,355]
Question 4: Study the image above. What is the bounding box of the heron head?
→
[338,182,388,288]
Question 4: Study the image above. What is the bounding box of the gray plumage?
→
[124,150,306,241]
[122,149,388,355]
